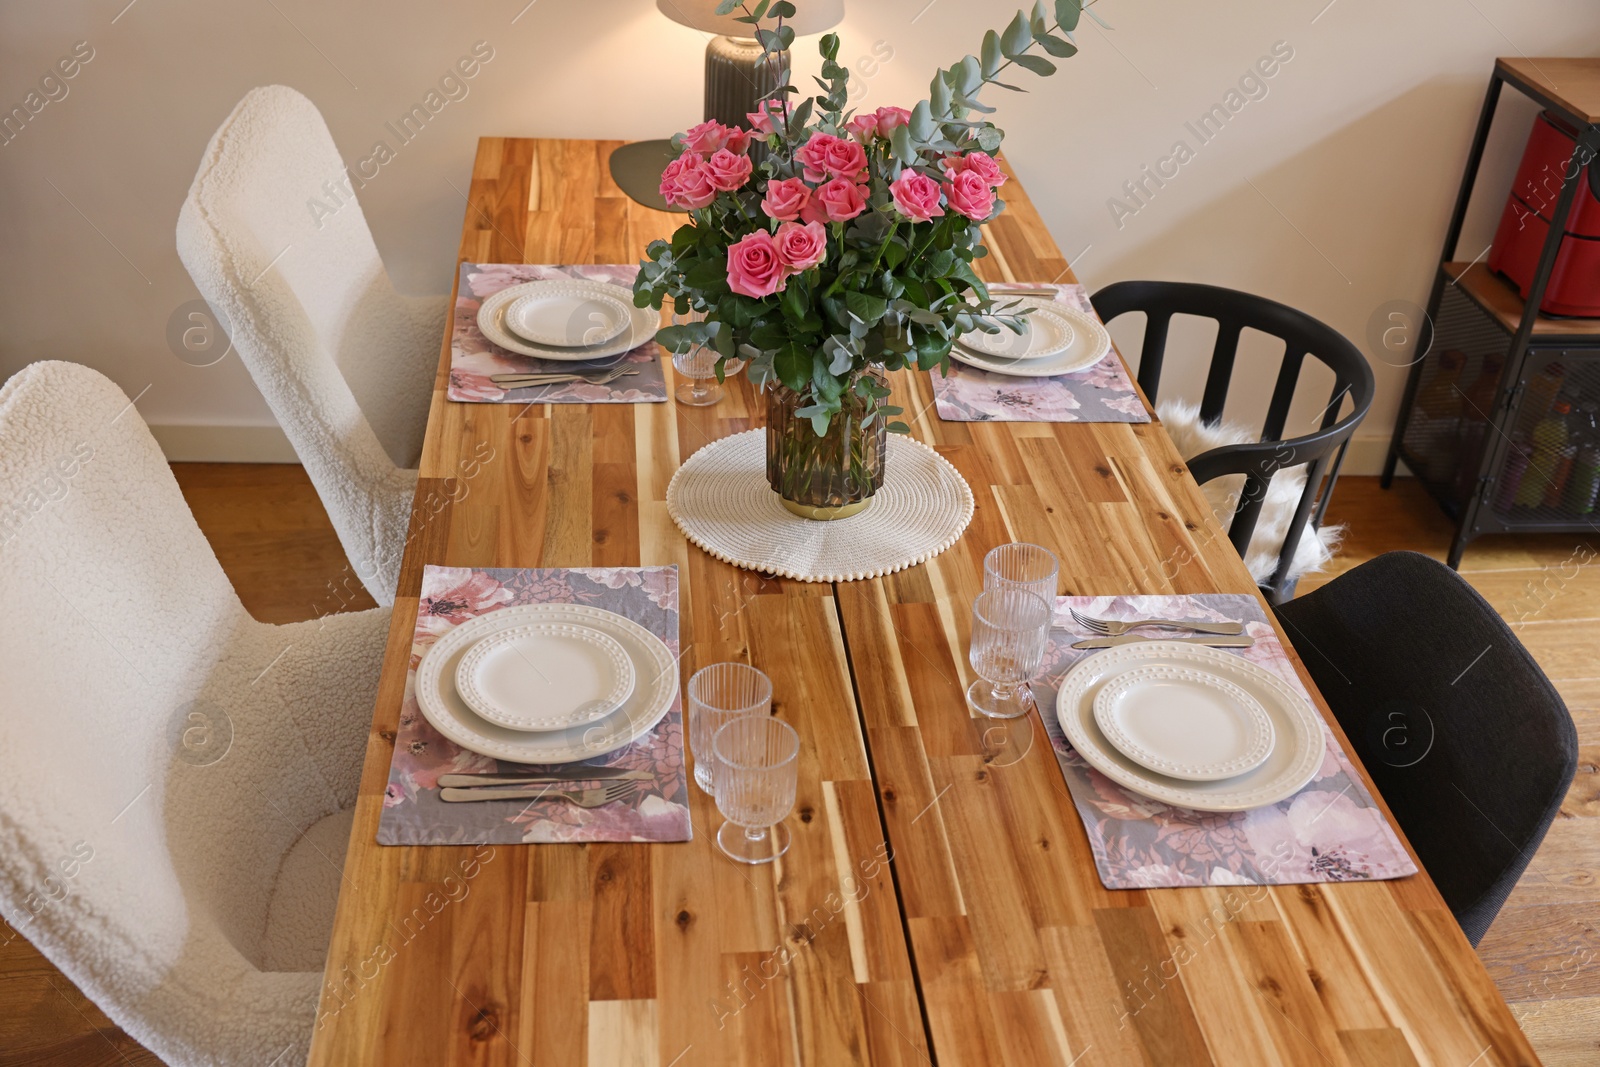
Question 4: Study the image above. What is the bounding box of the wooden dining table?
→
[308,137,1541,1066]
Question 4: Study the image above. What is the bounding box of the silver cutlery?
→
[437,769,652,788]
[490,368,639,387]
[439,780,636,805]
[1068,606,1245,637]
[1070,634,1256,650]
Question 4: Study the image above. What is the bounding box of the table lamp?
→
[610,0,845,212]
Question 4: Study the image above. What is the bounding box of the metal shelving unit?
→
[1383,58,1600,566]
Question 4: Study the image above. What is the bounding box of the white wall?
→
[2,0,1596,467]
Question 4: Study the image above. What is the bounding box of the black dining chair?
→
[1274,551,1578,946]
[1091,281,1375,603]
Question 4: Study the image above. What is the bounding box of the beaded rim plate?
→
[1055,642,1323,812]
[951,304,1111,377]
[416,604,676,764]
[476,280,658,361]
[454,622,636,733]
[504,282,633,347]
[1092,665,1275,781]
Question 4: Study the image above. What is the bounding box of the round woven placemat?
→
[667,430,975,582]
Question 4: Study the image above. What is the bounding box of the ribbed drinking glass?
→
[967,588,1051,720]
[983,542,1060,608]
[711,715,800,864]
[687,662,772,794]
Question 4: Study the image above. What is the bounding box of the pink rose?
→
[761,177,811,222]
[801,177,869,223]
[746,99,792,135]
[845,114,879,142]
[795,133,868,183]
[726,230,787,298]
[774,221,828,272]
[944,169,996,221]
[660,153,718,209]
[873,106,913,138]
[680,120,747,157]
[945,150,1008,188]
[705,148,753,192]
[889,169,945,222]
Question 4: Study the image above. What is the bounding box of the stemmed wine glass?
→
[687,662,772,794]
[967,587,1051,719]
[670,310,744,407]
[712,715,799,865]
[984,542,1059,604]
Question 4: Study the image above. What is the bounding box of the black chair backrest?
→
[1274,551,1578,945]
[1091,280,1375,601]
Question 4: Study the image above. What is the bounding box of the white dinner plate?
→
[1055,642,1324,812]
[505,282,632,348]
[416,604,676,764]
[951,304,1111,378]
[960,298,1077,361]
[1092,665,1274,781]
[454,622,636,732]
[476,281,658,361]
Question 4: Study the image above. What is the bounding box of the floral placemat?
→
[447,263,667,404]
[1040,593,1416,888]
[377,564,690,845]
[930,283,1150,423]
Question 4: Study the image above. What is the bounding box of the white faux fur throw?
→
[1158,399,1342,585]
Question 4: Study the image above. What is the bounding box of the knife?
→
[1069,635,1256,650]
[437,769,651,788]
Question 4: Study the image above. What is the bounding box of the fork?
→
[439,780,635,805]
[1067,606,1245,636]
[490,368,639,387]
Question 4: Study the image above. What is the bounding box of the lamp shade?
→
[656,0,843,37]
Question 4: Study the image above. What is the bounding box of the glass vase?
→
[765,370,888,520]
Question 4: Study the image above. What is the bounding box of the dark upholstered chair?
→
[1091,281,1374,603]
[1274,551,1578,945]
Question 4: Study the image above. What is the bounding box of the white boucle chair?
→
[177,84,439,606]
[0,361,388,1065]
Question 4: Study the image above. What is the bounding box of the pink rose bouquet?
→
[638,0,1086,434]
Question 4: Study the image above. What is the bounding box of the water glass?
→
[983,542,1060,607]
[687,662,772,794]
[670,310,744,407]
[967,588,1051,719]
[712,715,800,865]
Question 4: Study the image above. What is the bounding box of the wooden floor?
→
[1,466,1594,1066]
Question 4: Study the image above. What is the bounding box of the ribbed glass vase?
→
[765,370,888,520]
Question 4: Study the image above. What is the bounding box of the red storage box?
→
[1486,111,1600,318]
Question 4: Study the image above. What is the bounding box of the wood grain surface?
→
[308,138,1542,1066]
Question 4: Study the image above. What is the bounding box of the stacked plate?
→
[476,278,659,361]
[414,604,678,764]
[1053,642,1325,812]
[952,297,1112,377]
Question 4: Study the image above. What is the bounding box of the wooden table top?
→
[310,137,1540,1066]
[1496,57,1600,128]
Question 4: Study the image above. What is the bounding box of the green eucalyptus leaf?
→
[1011,53,1056,76]
[751,0,770,19]
[976,126,1003,151]
[714,0,738,13]
[930,75,952,119]
[776,24,795,49]
[909,100,936,141]
[958,55,983,95]
[981,30,1003,77]
[1000,10,1032,56]
[1055,0,1082,30]
[845,290,889,324]
[775,344,809,391]
[770,0,796,14]
[1036,34,1078,57]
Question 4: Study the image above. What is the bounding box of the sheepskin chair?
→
[177,84,438,606]
[1159,398,1343,586]
[0,361,388,1065]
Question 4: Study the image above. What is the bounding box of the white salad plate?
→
[476,280,658,361]
[1055,642,1324,812]
[951,303,1111,378]
[505,282,633,348]
[1092,665,1275,781]
[960,298,1077,360]
[416,604,677,764]
[454,621,636,733]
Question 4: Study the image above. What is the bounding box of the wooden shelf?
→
[1496,57,1600,128]
[1443,260,1600,339]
